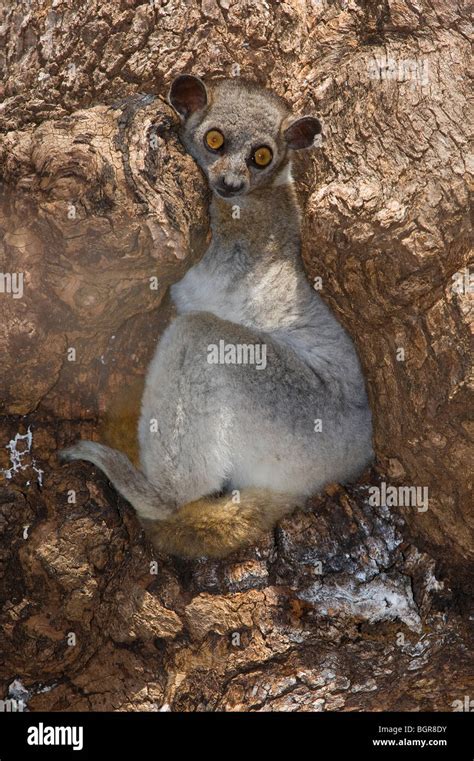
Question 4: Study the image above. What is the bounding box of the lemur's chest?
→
[169,245,363,394]
[171,254,239,320]
[170,244,301,330]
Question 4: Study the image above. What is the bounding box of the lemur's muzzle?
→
[215,176,246,197]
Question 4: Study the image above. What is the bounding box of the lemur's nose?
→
[221,176,245,193]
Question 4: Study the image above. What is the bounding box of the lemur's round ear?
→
[169,75,208,119]
[283,116,322,150]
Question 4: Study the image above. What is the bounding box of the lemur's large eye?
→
[205,129,224,151]
[253,146,273,167]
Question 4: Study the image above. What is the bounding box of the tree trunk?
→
[0,0,471,712]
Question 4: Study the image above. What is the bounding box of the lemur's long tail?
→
[60,441,298,558]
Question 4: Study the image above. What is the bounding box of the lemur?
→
[61,74,373,558]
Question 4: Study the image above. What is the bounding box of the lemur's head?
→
[168,75,322,200]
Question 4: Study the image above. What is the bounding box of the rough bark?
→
[0,0,472,712]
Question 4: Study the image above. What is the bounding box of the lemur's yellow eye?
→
[205,129,224,151]
[253,146,273,167]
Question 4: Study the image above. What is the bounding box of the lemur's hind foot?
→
[142,489,298,559]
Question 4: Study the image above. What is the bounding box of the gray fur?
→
[61,75,373,528]
[61,441,172,520]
